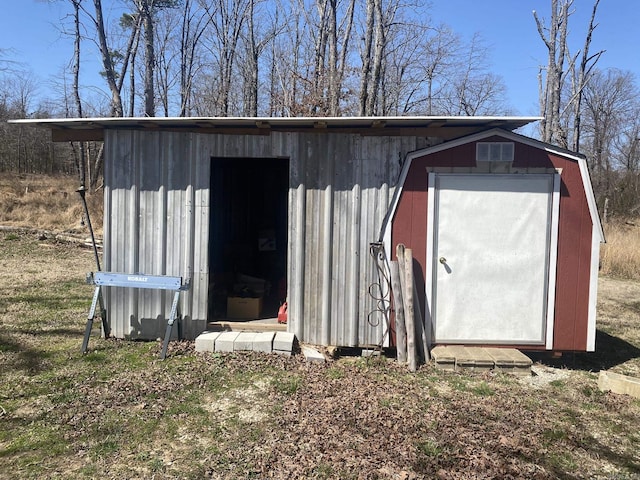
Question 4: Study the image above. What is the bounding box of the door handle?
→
[439,257,447,264]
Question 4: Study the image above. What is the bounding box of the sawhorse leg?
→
[160,290,182,360]
[82,286,102,354]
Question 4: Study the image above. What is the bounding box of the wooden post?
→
[390,261,407,363]
[403,247,417,372]
[412,271,430,361]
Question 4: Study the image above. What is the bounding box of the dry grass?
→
[600,220,640,280]
[0,173,103,235]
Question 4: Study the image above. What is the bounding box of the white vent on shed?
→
[476,142,514,162]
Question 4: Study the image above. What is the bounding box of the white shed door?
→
[431,174,554,344]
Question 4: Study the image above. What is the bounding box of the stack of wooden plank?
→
[390,244,430,372]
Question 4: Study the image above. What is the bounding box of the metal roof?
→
[9,116,541,142]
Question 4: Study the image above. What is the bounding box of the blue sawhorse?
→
[82,272,190,360]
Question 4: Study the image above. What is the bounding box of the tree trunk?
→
[327,0,338,115]
[129,26,141,117]
[336,0,355,115]
[179,0,208,117]
[572,0,602,152]
[71,0,86,187]
[311,0,329,115]
[534,0,571,146]
[141,0,156,116]
[366,0,385,116]
[243,0,259,116]
[358,0,374,115]
[93,0,124,116]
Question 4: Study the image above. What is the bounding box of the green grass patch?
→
[547,451,578,471]
[471,381,495,397]
[272,374,303,395]
[417,439,443,458]
[326,366,345,379]
[1,423,68,459]
[543,427,568,442]
[446,375,470,392]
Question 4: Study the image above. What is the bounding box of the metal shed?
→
[14,116,599,352]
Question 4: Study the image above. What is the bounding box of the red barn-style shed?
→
[385,128,604,352]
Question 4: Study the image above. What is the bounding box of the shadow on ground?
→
[529,329,640,372]
[0,331,52,373]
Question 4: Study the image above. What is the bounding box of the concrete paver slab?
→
[302,346,325,363]
[598,371,640,398]
[467,347,494,371]
[483,347,515,367]
[430,345,532,375]
[431,345,456,371]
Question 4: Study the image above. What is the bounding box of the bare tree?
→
[534,0,571,145]
[378,24,425,115]
[359,0,399,116]
[448,34,509,115]
[422,24,460,115]
[569,0,603,152]
[266,0,304,116]
[323,0,355,115]
[154,8,179,116]
[198,0,250,115]
[240,0,281,116]
[69,0,87,186]
[137,0,156,116]
[76,0,142,187]
[179,0,209,116]
[582,69,636,193]
[0,49,16,72]
[91,0,124,116]
[358,0,375,115]
[366,0,389,115]
[301,0,355,115]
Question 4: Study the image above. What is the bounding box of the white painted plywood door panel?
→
[432,174,554,344]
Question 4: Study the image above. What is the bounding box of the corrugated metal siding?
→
[103,129,428,346]
[104,130,209,339]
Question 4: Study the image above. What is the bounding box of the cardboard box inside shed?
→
[227,296,263,319]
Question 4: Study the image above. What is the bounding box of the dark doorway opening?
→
[208,157,289,320]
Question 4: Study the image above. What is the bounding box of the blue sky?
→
[429,0,640,115]
[1,0,638,116]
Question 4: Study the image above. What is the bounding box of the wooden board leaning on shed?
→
[392,244,430,372]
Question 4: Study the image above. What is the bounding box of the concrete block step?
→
[273,332,296,353]
[253,332,276,353]
[233,332,257,351]
[215,332,240,352]
[195,332,221,352]
[194,330,295,356]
